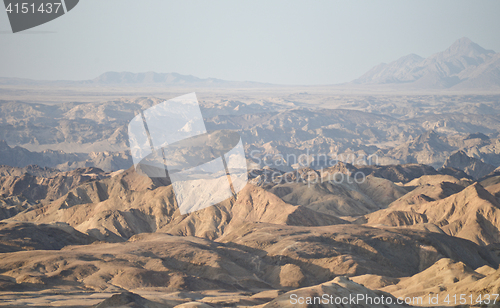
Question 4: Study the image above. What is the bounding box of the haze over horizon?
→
[0,1,499,85]
[3,37,499,92]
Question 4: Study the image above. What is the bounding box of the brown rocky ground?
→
[1,168,500,307]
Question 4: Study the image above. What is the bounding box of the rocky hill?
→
[442,150,496,179]
[353,37,500,90]
[365,180,500,245]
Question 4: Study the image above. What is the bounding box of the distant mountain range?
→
[0,71,271,88]
[352,37,500,90]
[93,71,218,84]
[89,71,275,87]
[0,37,499,90]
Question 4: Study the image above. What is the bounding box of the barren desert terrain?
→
[1,38,500,307]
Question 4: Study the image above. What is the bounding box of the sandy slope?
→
[365,180,500,245]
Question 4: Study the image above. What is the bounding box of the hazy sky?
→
[0,0,499,85]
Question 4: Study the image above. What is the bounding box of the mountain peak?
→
[0,140,10,150]
[413,130,440,143]
[403,53,424,61]
[443,37,494,58]
[462,182,500,206]
[454,37,473,45]
[443,150,496,179]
